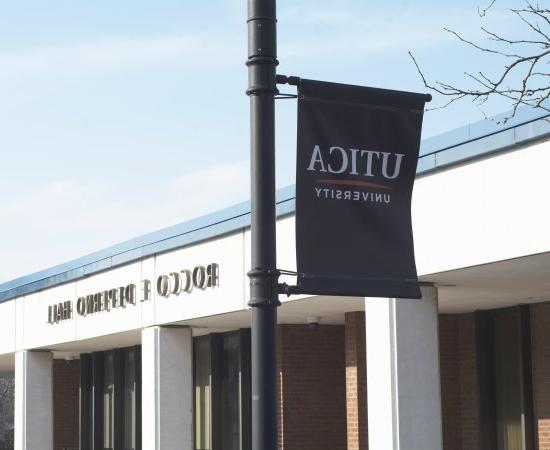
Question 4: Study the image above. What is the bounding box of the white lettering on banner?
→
[46,262,220,324]
[361,150,379,177]
[381,152,404,179]
[314,188,391,204]
[327,147,348,174]
[307,145,327,172]
[307,145,405,180]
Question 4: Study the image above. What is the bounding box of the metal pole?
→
[246,1,280,450]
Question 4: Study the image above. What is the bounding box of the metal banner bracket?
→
[247,268,281,307]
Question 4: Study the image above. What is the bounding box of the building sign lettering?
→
[47,263,219,324]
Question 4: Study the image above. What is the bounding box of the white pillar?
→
[142,326,193,450]
[14,350,53,450]
[365,285,442,450]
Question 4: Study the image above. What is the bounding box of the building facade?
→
[1,108,550,450]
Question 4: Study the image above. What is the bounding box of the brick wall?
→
[438,313,480,450]
[53,359,80,450]
[530,302,550,450]
[457,313,480,450]
[277,324,347,450]
[344,312,368,450]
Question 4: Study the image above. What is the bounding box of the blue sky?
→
[0,0,523,281]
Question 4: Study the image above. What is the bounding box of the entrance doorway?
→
[194,330,251,450]
[80,346,141,450]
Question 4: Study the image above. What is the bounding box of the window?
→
[80,347,141,450]
[104,352,115,450]
[193,330,251,450]
[123,348,140,450]
[477,306,535,450]
[195,337,212,450]
[221,333,241,450]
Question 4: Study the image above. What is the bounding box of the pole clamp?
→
[247,267,281,307]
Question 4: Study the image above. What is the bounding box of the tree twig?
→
[409,0,550,122]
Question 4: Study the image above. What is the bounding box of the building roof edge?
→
[1,107,549,301]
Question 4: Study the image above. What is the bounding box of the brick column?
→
[439,314,461,450]
[437,312,480,450]
[345,312,368,450]
[457,313,480,450]
[277,325,346,450]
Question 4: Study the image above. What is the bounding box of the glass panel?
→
[104,352,114,450]
[221,333,241,450]
[88,372,93,450]
[494,311,524,450]
[124,349,137,450]
[195,338,211,450]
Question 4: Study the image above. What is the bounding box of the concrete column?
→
[142,326,193,450]
[365,286,442,450]
[14,350,53,450]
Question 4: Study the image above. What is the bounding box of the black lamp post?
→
[246,0,280,450]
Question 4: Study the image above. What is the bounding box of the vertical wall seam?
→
[14,297,17,353]
[390,299,400,450]
[73,282,78,342]
[22,297,25,351]
[153,257,158,326]
[22,351,27,450]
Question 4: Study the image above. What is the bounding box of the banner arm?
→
[278,282,303,297]
[275,74,301,86]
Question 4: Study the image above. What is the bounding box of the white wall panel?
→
[413,142,550,275]
[15,297,24,351]
[0,300,16,355]
[7,143,550,350]
[75,261,142,341]
[141,257,156,328]
[21,283,77,350]
[154,232,245,325]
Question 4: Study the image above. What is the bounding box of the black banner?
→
[295,79,427,299]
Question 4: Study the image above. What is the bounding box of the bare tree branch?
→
[512,7,550,42]
[443,28,523,58]
[481,26,549,47]
[410,0,550,122]
[478,0,497,17]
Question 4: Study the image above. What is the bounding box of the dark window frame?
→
[476,305,535,450]
[80,346,141,450]
[193,329,251,450]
